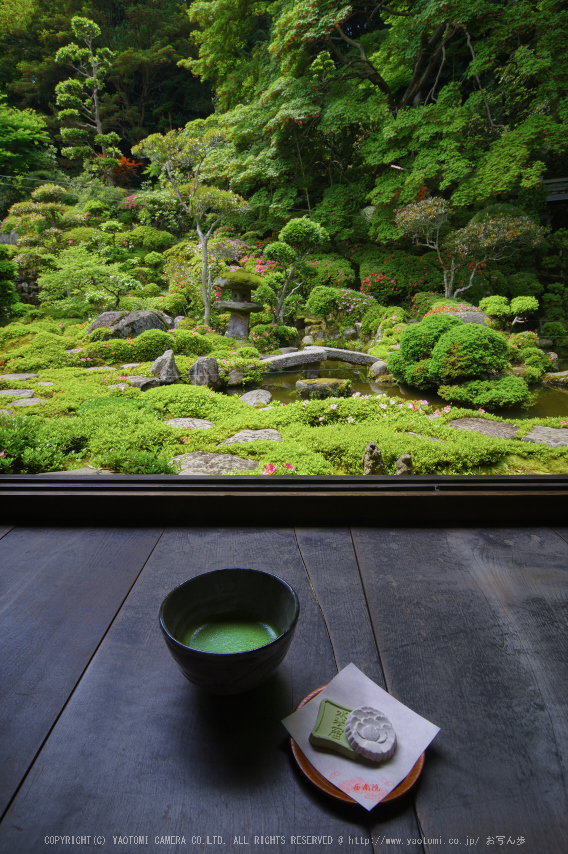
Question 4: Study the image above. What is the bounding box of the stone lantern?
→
[215,271,263,339]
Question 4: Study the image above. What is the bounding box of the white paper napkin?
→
[282,663,440,810]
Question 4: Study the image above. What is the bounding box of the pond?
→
[227,358,568,420]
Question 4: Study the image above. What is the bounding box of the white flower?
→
[330,403,337,409]
[347,416,354,423]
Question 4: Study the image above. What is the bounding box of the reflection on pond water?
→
[227,359,568,420]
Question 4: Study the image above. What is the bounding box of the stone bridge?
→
[261,346,381,371]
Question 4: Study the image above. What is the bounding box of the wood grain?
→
[352,527,568,853]
[0,529,375,853]
[295,528,423,854]
[0,526,162,818]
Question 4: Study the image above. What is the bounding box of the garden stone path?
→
[447,418,519,439]
[7,398,48,408]
[169,451,259,475]
[219,429,283,446]
[165,418,215,429]
[0,373,37,381]
[0,389,34,398]
[521,426,568,447]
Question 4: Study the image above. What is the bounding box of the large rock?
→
[447,418,518,439]
[445,311,489,325]
[296,378,352,399]
[150,349,179,384]
[240,389,272,406]
[86,309,173,338]
[188,356,221,389]
[368,360,389,378]
[169,451,259,475]
[127,376,161,390]
[521,426,568,447]
[227,369,244,386]
[220,429,283,446]
[395,454,413,475]
[165,418,215,430]
[543,371,568,387]
[361,442,385,475]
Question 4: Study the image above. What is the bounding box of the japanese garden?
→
[0,0,567,475]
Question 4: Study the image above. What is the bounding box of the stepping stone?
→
[240,389,272,406]
[406,432,441,442]
[169,451,259,475]
[296,378,351,398]
[220,429,283,446]
[65,348,83,354]
[368,360,389,378]
[165,418,215,430]
[120,363,141,369]
[8,398,48,407]
[0,389,34,398]
[37,382,54,387]
[85,365,114,371]
[447,418,518,439]
[108,383,129,389]
[0,373,38,380]
[128,376,161,390]
[521,426,568,447]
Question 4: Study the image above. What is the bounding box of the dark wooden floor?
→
[1,525,567,854]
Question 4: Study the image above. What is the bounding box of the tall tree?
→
[55,16,120,182]
[133,124,247,324]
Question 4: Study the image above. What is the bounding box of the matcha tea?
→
[182,615,279,653]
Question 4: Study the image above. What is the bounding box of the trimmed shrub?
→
[430,324,510,384]
[132,329,175,361]
[400,314,462,363]
[128,226,174,252]
[438,376,531,409]
[170,329,212,356]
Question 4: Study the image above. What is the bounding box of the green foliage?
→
[304,287,376,324]
[87,327,111,342]
[128,226,175,252]
[170,329,212,356]
[399,315,462,364]
[132,329,174,362]
[507,272,543,299]
[0,93,52,175]
[249,323,297,352]
[429,325,510,384]
[304,253,355,289]
[0,244,18,315]
[438,376,531,410]
[82,338,135,364]
[541,322,567,348]
[361,303,389,336]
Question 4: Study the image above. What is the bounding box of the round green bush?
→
[430,324,510,383]
[361,304,389,336]
[400,314,462,363]
[82,338,135,364]
[87,327,112,342]
[438,375,531,409]
[170,329,212,356]
[132,329,175,361]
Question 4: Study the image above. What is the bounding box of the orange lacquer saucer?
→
[290,686,425,805]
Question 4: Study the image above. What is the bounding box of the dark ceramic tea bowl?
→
[159,568,300,694]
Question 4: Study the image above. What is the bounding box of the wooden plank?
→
[295,528,422,854]
[0,529,376,853]
[352,527,568,853]
[0,526,163,818]
[0,525,13,541]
